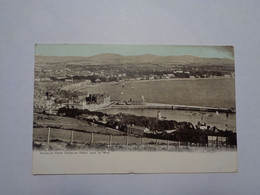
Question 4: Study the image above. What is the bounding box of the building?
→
[164,130,176,134]
[65,78,73,82]
[196,122,208,130]
[61,93,111,111]
[157,111,162,120]
[63,100,85,109]
[34,77,51,82]
[208,136,227,147]
[95,78,101,83]
[126,125,149,136]
[85,93,110,105]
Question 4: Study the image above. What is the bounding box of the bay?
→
[80,78,236,108]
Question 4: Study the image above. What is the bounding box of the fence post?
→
[70,131,74,144]
[187,142,190,148]
[167,140,169,150]
[226,137,228,148]
[126,136,128,149]
[47,127,51,146]
[91,133,94,144]
[109,135,112,146]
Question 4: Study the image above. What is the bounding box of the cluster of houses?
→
[62,93,111,111]
[34,69,191,84]
[34,92,111,114]
[116,123,228,147]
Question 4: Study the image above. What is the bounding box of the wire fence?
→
[33,127,234,151]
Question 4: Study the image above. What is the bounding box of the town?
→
[33,54,236,151]
[34,56,235,113]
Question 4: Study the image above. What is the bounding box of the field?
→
[33,114,235,151]
[33,127,235,151]
[33,114,180,151]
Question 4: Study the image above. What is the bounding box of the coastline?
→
[76,76,236,109]
[100,102,235,112]
[82,76,234,89]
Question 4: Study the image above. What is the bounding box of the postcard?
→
[32,44,237,174]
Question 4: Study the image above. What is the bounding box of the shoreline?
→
[98,103,235,113]
[76,76,236,109]
[98,106,236,132]
[80,76,234,89]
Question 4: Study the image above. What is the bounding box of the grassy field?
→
[33,127,186,151]
[33,114,175,150]
[34,113,126,135]
[33,127,235,151]
[34,128,173,145]
[33,112,235,151]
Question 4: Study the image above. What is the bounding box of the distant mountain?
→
[35,53,234,66]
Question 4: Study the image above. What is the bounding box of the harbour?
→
[105,102,235,113]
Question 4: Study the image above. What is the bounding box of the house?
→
[167,74,175,78]
[164,130,176,134]
[126,125,149,136]
[62,100,85,109]
[208,136,227,147]
[85,115,99,121]
[160,75,167,79]
[95,78,101,83]
[144,130,155,135]
[65,78,73,82]
[174,70,183,74]
[197,122,208,130]
[85,93,110,105]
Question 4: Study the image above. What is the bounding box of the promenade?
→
[104,102,235,113]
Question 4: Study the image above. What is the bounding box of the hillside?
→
[35,53,234,67]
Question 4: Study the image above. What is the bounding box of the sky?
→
[35,44,234,59]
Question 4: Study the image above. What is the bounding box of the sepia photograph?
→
[32,44,237,174]
[3,0,260,193]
